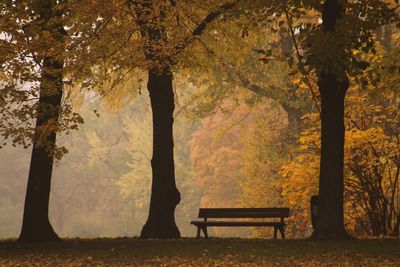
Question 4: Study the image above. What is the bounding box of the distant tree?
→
[180,14,312,130]
[239,104,289,236]
[0,146,29,238]
[189,104,247,209]
[117,96,201,236]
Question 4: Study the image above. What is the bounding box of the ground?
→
[0,238,399,266]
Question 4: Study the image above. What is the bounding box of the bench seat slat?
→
[191,221,285,227]
[198,208,290,218]
[199,208,289,212]
[198,213,288,218]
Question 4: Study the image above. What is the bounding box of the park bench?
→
[190,207,290,239]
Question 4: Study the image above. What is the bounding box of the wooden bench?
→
[190,208,290,239]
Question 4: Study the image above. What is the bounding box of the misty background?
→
[0,87,288,238]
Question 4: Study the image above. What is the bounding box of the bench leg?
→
[278,226,285,239]
[202,226,208,239]
[196,226,201,239]
[273,226,278,239]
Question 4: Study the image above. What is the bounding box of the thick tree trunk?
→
[18,56,63,242]
[140,68,181,239]
[312,72,349,239]
[311,0,351,239]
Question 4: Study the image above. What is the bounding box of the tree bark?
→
[311,0,351,239]
[135,0,181,238]
[313,72,349,239]
[18,0,65,242]
[140,68,181,239]
[18,56,63,242]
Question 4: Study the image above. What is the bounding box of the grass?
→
[0,238,399,266]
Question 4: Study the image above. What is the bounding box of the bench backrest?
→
[198,208,290,219]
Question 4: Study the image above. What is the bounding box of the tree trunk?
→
[18,56,63,242]
[140,68,181,239]
[312,72,349,239]
[311,0,351,239]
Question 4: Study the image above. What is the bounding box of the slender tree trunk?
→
[18,56,63,242]
[311,0,351,239]
[140,68,181,239]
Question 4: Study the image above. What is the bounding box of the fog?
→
[1,93,277,239]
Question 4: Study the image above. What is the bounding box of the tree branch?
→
[282,3,321,114]
[172,0,238,56]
